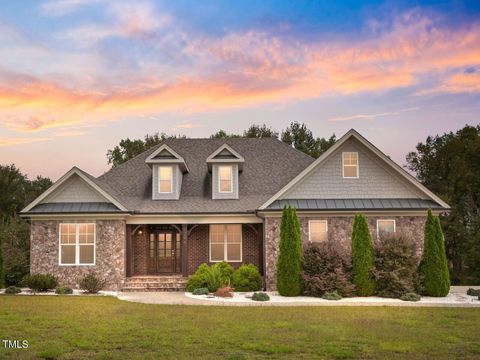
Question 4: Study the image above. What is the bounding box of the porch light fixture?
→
[137,228,143,235]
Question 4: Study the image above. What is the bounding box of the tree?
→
[281,121,336,158]
[277,205,303,296]
[406,125,480,284]
[209,130,241,139]
[107,133,186,167]
[351,214,375,296]
[243,124,278,138]
[420,210,450,296]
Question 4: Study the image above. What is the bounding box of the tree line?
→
[0,123,479,286]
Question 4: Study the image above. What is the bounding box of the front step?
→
[123,276,187,292]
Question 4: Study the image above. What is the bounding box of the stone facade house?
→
[21,129,449,291]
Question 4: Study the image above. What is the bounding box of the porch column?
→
[181,224,188,277]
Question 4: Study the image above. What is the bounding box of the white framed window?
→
[343,152,359,178]
[209,224,242,262]
[59,223,95,265]
[377,219,396,240]
[159,166,173,193]
[309,220,328,243]
[218,165,233,193]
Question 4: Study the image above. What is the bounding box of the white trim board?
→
[258,129,450,210]
[21,167,128,213]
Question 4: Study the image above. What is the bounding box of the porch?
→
[125,223,264,290]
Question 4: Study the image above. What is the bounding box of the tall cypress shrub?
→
[0,236,5,289]
[276,205,303,296]
[420,209,450,296]
[351,214,375,296]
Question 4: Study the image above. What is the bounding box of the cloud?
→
[0,137,51,147]
[1,8,480,133]
[327,107,419,122]
[40,0,103,16]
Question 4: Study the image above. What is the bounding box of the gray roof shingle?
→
[96,138,315,213]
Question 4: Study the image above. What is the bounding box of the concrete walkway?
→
[117,286,480,307]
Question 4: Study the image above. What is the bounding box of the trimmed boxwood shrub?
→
[192,287,209,295]
[277,205,303,296]
[55,286,73,295]
[186,263,210,292]
[322,291,342,301]
[5,286,21,294]
[400,293,421,302]
[373,234,418,298]
[252,292,270,301]
[232,264,262,292]
[79,272,106,294]
[22,274,58,292]
[419,209,450,297]
[351,214,375,296]
[302,243,355,297]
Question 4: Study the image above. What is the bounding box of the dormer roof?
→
[145,144,189,173]
[206,144,245,171]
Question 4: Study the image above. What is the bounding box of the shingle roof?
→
[29,202,123,213]
[96,138,315,213]
[266,198,444,211]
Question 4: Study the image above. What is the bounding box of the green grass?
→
[0,296,479,359]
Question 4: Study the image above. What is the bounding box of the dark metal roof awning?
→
[26,202,123,214]
[266,198,444,210]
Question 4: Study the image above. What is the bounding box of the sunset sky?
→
[0,0,479,180]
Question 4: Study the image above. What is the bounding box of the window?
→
[159,166,173,193]
[59,223,95,265]
[377,220,396,240]
[209,224,242,262]
[309,220,328,243]
[218,165,233,193]
[343,152,358,178]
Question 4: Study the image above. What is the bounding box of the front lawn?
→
[0,296,479,359]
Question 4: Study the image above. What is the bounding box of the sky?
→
[0,0,479,180]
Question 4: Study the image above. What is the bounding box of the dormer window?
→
[343,152,358,178]
[159,166,173,193]
[145,144,188,200]
[219,165,233,193]
[207,144,244,200]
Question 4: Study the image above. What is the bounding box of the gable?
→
[42,174,110,203]
[154,148,177,159]
[281,138,425,200]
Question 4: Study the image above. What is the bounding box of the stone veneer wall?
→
[30,220,126,290]
[264,215,426,291]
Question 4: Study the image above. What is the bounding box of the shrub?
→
[351,214,375,296]
[186,263,210,292]
[302,243,355,297]
[192,287,209,295]
[232,264,262,292]
[22,274,58,292]
[466,288,480,296]
[79,272,106,294]
[214,286,234,298]
[419,210,450,297]
[5,286,21,294]
[373,234,419,298]
[0,236,5,289]
[400,293,421,302]
[205,265,227,292]
[277,205,303,296]
[214,261,234,283]
[55,286,73,295]
[322,291,342,301]
[252,292,270,301]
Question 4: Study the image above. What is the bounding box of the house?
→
[21,129,449,291]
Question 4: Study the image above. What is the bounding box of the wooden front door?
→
[148,231,181,274]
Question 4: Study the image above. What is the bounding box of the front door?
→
[148,231,181,274]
